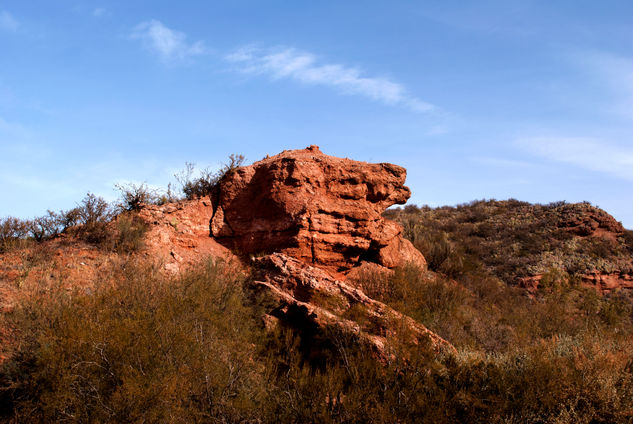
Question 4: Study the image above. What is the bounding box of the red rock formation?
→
[520,272,633,294]
[137,197,235,273]
[558,203,624,240]
[211,145,425,273]
[252,253,454,354]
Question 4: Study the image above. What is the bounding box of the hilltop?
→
[386,199,633,293]
[1,148,632,423]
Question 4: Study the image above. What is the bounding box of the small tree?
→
[26,210,63,241]
[175,154,245,200]
[70,193,114,244]
[76,193,113,224]
[0,216,28,251]
[114,182,159,211]
[0,216,28,242]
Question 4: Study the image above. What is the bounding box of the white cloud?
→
[131,20,206,62]
[0,116,31,138]
[517,136,633,180]
[470,156,538,169]
[226,47,434,113]
[92,8,107,18]
[0,10,19,32]
[576,51,633,120]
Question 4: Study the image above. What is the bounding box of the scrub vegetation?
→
[1,257,632,423]
[1,195,633,422]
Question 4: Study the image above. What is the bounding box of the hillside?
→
[386,200,633,293]
[1,149,633,423]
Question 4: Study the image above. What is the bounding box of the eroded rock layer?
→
[252,253,454,354]
[211,145,425,272]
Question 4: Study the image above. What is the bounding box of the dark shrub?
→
[69,193,114,245]
[114,182,159,211]
[0,217,28,251]
[175,154,245,200]
[25,210,63,241]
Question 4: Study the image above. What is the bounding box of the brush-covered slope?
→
[386,199,633,292]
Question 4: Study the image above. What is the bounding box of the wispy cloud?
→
[0,116,31,139]
[0,10,19,32]
[92,8,107,18]
[575,51,633,120]
[470,156,539,169]
[517,136,633,180]
[131,20,206,62]
[226,47,434,113]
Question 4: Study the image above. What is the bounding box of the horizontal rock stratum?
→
[211,145,426,273]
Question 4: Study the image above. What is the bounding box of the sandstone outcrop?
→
[521,271,633,294]
[211,145,425,273]
[251,253,454,353]
[558,203,625,240]
[137,197,235,273]
[0,146,449,363]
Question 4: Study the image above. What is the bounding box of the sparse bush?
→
[622,230,633,254]
[68,193,114,245]
[75,193,112,225]
[2,259,266,422]
[156,182,181,205]
[25,210,63,241]
[388,199,633,285]
[114,182,159,211]
[175,154,245,200]
[403,204,419,214]
[110,214,148,253]
[0,217,27,241]
[0,216,28,251]
[411,231,465,277]
[3,194,633,422]
[2,253,633,422]
[538,267,570,291]
[59,207,81,230]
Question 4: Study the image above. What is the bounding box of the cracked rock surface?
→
[211,145,426,273]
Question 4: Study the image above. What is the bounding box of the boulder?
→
[212,145,426,273]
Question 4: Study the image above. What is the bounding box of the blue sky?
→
[1,1,632,227]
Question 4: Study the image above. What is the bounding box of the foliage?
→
[175,154,245,200]
[386,200,633,285]
[2,196,633,422]
[25,210,63,242]
[0,217,28,252]
[103,213,148,253]
[2,256,633,423]
[114,182,160,211]
[1,259,265,423]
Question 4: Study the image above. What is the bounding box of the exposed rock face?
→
[558,203,625,240]
[252,253,454,354]
[521,272,633,294]
[138,197,235,273]
[211,145,425,273]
